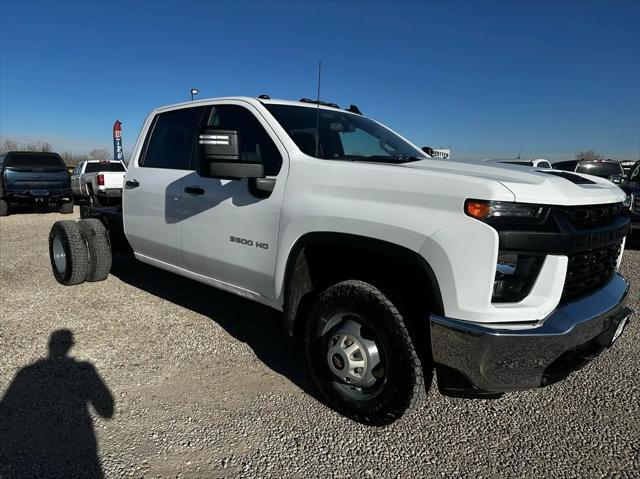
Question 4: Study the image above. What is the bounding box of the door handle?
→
[184,186,205,195]
[125,180,140,189]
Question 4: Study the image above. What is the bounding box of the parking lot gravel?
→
[1,210,639,478]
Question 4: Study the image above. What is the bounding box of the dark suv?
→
[620,160,640,235]
[0,151,73,216]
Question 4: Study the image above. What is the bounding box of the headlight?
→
[492,251,544,303]
[623,194,631,209]
[465,200,548,223]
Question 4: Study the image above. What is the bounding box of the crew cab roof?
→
[150,96,353,115]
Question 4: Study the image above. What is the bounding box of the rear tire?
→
[0,199,8,217]
[79,205,90,219]
[59,201,74,214]
[89,190,101,208]
[304,280,427,426]
[78,218,112,282]
[49,220,89,285]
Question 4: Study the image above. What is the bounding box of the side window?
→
[141,107,205,169]
[207,105,283,176]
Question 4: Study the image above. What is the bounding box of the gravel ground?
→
[1,210,639,478]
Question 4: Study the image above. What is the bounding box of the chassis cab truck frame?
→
[49,96,633,425]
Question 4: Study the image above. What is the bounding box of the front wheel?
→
[304,280,428,426]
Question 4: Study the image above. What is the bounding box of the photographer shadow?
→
[0,330,114,479]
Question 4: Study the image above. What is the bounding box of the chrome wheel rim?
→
[324,313,385,393]
[52,233,66,274]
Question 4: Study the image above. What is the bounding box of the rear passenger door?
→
[123,106,206,267]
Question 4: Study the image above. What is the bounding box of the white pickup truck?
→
[48,96,633,425]
[70,160,126,206]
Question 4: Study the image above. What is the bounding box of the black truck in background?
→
[620,160,640,236]
[0,151,74,216]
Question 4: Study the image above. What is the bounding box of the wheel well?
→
[282,233,444,337]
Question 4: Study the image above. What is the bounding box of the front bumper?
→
[430,274,632,394]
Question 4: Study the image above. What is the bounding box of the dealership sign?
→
[113,120,124,162]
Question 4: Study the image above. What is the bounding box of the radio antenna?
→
[315,61,322,158]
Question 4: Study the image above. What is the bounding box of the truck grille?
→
[557,203,625,230]
[562,241,621,303]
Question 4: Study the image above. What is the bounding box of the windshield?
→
[265,104,426,163]
[5,153,66,171]
[576,161,623,177]
[85,162,126,173]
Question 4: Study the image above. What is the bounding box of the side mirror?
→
[197,128,264,180]
[422,146,434,156]
[608,174,623,184]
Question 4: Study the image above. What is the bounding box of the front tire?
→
[304,280,427,426]
[78,219,112,282]
[49,220,89,286]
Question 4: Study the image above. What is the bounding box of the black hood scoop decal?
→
[540,171,596,185]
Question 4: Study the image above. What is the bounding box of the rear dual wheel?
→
[78,219,112,282]
[49,221,89,286]
[304,280,428,426]
[49,219,112,285]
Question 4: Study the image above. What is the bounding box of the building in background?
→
[431,148,451,159]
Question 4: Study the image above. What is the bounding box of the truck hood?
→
[402,159,625,206]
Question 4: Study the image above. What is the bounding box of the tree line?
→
[1,138,111,166]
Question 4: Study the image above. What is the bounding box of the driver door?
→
[179,101,288,299]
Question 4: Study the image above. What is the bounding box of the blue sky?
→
[1,0,638,161]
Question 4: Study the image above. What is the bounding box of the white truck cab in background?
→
[71,160,126,206]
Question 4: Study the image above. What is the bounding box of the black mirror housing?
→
[422,146,434,156]
[197,128,265,180]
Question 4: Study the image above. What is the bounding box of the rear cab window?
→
[85,162,126,173]
[5,153,66,171]
[576,161,623,177]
